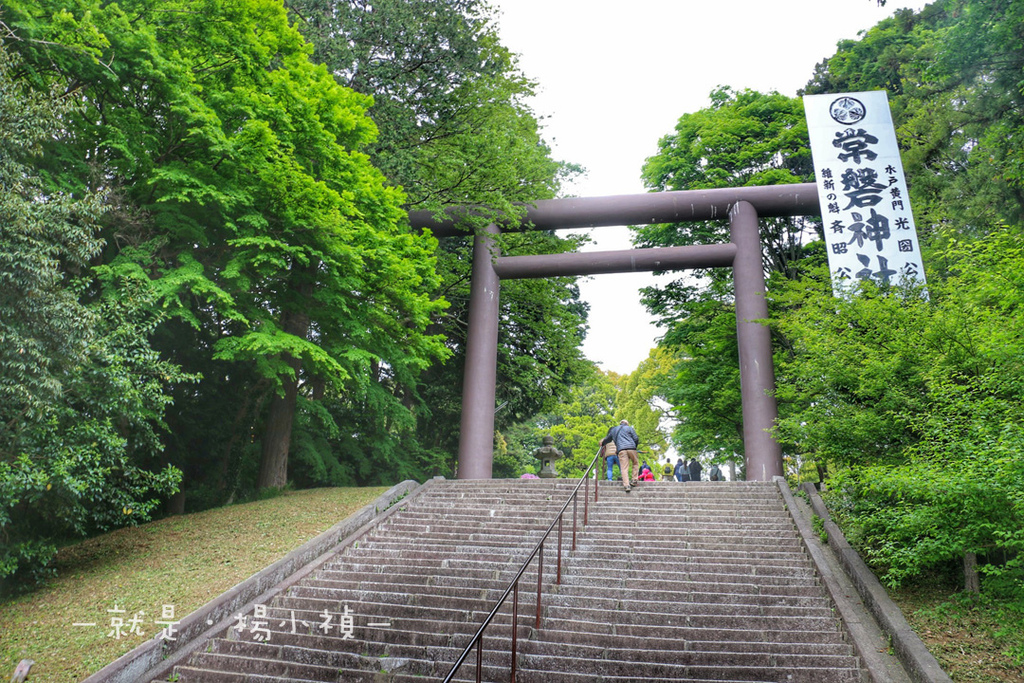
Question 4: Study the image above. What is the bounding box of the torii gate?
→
[408,183,821,481]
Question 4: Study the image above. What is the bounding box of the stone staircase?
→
[155,479,871,682]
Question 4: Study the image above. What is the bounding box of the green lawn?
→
[891,584,1024,683]
[0,486,389,682]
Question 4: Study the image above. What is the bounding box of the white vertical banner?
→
[804,91,927,294]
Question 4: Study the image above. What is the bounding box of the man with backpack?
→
[601,420,640,492]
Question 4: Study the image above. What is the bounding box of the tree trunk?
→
[963,551,980,593]
[256,308,310,490]
[257,367,300,490]
[167,489,186,516]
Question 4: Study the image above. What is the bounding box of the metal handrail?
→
[441,448,604,683]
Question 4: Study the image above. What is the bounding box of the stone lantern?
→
[532,435,563,478]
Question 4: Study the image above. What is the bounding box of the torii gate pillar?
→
[456,224,500,479]
[730,201,783,480]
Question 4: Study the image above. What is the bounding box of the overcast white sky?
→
[493,0,929,375]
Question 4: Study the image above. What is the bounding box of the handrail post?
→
[511,582,519,683]
[572,494,578,551]
[556,515,563,585]
[476,636,483,683]
[584,473,589,526]
[535,542,544,630]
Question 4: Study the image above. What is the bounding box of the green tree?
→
[285,0,570,212]
[803,0,1024,235]
[0,44,187,589]
[506,364,620,479]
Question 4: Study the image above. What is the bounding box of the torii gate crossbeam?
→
[408,183,821,481]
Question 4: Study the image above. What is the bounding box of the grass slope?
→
[891,585,1024,683]
[0,486,389,682]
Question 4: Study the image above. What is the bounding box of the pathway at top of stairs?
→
[156,478,870,683]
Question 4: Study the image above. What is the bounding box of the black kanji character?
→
[832,128,879,164]
[855,254,898,284]
[840,167,886,209]
[864,208,890,251]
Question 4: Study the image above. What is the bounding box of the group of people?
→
[669,457,719,482]
[600,420,724,492]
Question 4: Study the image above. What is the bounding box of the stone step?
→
[337,546,538,564]
[318,559,824,589]
[573,558,819,579]
[520,639,861,672]
[395,672,781,683]
[344,545,816,574]
[296,577,832,608]
[212,611,856,659]
[527,622,853,651]
[563,549,815,569]
[375,524,802,546]
[538,593,834,619]
[159,666,325,682]
[514,650,863,683]
[541,602,843,633]
[179,650,377,680]
[358,534,810,562]
[274,585,833,622]
[341,541,805,564]
[560,572,824,595]
[253,596,844,639]
[193,631,858,683]
[207,627,861,678]
[392,509,796,527]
